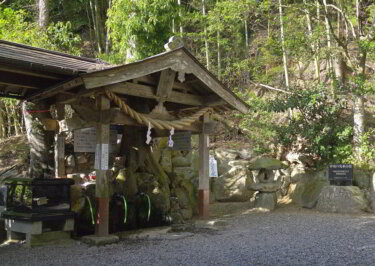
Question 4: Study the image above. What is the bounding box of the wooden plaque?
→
[171,131,192,150]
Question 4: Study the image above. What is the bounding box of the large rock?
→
[172,156,191,167]
[175,188,190,209]
[66,155,76,167]
[174,167,196,180]
[180,208,193,220]
[214,148,239,161]
[247,181,282,193]
[238,149,254,160]
[290,164,306,183]
[290,169,329,207]
[286,152,314,167]
[160,149,172,173]
[300,178,329,208]
[214,148,240,175]
[248,157,286,170]
[371,172,375,212]
[353,169,372,189]
[316,186,369,214]
[228,160,250,168]
[213,166,254,202]
[255,192,277,210]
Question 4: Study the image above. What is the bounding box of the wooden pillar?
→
[55,104,65,178]
[54,134,65,178]
[199,113,210,218]
[95,95,110,237]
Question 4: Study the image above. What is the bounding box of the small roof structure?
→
[0,40,248,115]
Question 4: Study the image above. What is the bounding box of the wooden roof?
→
[0,40,108,99]
[0,40,248,114]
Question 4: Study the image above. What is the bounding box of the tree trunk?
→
[244,19,249,48]
[11,104,20,136]
[0,102,5,139]
[105,0,112,54]
[202,0,210,70]
[353,0,366,161]
[178,0,183,34]
[304,0,320,81]
[38,0,48,28]
[353,96,365,160]
[22,101,55,179]
[4,103,12,137]
[322,0,332,73]
[217,31,221,80]
[278,0,289,88]
[90,0,102,53]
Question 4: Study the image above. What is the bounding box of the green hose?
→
[85,196,95,225]
[144,194,151,222]
[120,195,127,224]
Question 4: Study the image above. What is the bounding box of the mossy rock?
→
[300,179,329,208]
[353,168,372,189]
[180,180,197,214]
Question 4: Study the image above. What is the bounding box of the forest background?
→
[0,0,374,169]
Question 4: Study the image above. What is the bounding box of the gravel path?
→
[1,205,375,266]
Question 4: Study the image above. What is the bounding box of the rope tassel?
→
[104,90,212,130]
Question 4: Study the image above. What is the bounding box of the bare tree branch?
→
[0,0,6,5]
[325,4,356,38]
[249,80,292,94]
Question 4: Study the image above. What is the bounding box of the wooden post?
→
[55,104,65,178]
[54,134,65,178]
[199,113,210,218]
[95,95,110,237]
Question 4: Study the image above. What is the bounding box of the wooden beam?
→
[0,64,62,80]
[27,77,83,102]
[71,104,203,133]
[156,69,176,99]
[95,95,110,237]
[0,81,38,89]
[108,82,204,106]
[82,52,180,89]
[199,113,210,218]
[54,133,66,178]
[0,93,25,100]
[135,75,199,95]
[205,95,227,107]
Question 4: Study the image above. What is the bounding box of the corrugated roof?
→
[0,40,108,75]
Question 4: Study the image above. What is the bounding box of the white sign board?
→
[74,127,118,153]
[209,155,218,178]
[94,144,109,170]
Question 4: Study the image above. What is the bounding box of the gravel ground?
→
[1,205,375,266]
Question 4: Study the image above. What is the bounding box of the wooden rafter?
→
[0,64,62,80]
[108,82,204,106]
[156,69,176,100]
[27,77,83,101]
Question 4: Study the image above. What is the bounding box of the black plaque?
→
[171,131,192,150]
[328,164,353,186]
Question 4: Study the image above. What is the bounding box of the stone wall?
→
[210,147,375,214]
[66,135,199,229]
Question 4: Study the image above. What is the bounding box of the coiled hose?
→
[144,194,151,222]
[85,196,95,225]
[120,195,128,224]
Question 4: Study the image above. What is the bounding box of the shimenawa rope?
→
[104,89,211,130]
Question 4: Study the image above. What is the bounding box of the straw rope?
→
[104,89,211,130]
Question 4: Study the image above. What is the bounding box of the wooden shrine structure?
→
[0,40,248,237]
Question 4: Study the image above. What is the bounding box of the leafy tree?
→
[107,0,180,61]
